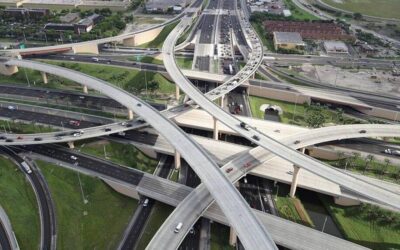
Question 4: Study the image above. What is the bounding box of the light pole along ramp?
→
[5,58,276,250]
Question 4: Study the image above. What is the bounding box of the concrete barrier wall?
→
[123,26,164,47]
[0,64,18,76]
[356,106,398,121]
[248,85,311,104]
[72,43,99,55]
[103,179,140,200]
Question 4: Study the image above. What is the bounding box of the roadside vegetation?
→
[0,119,55,134]
[283,0,320,21]
[210,223,235,250]
[323,152,400,183]
[248,96,360,127]
[79,140,159,174]
[42,60,176,104]
[37,160,138,249]
[0,156,40,250]
[273,184,314,227]
[321,0,400,19]
[176,57,193,69]
[139,21,179,48]
[136,202,174,249]
[320,195,400,250]
[127,56,163,65]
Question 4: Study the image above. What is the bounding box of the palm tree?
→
[364,154,374,174]
[381,158,390,178]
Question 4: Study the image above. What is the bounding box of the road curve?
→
[162,4,400,211]
[149,124,400,249]
[2,59,276,250]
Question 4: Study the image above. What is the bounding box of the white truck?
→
[384,148,400,156]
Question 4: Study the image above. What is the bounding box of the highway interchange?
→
[0,0,400,249]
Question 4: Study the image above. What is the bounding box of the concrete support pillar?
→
[213,117,219,140]
[229,227,237,246]
[174,150,181,170]
[175,85,180,101]
[289,165,301,198]
[83,85,88,94]
[41,71,48,84]
[220,94,224,108]
[128,110,134,120]
[67,141,75,149]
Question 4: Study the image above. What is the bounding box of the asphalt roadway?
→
[161,15,276,250]
[0,146,55,250]
[6,60,274,250]
[119,156,174,250]
[0,221,11,250]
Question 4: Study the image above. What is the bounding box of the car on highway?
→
[294,140,301,144]
[70,155,78,160]
[174,222,183,233]
[359,130,367,134]
[92,57,99,62]
[21,161,32,174]
[0,136,6,140]
[189,228,194,234]
[72,132,81,137]
[34,137,42,141]
[55,136,62,140]
[104,128,112,132]
[7,105,15,110]
[17,136,23,140]
[240,122,250,131]
[120,122,127,126]
[69,120,80,127]
[252,135,260,141]
[384,148,400,156]
[143,198,149,207]
[225,167,233,173]
[137,103,142,107]
[5,139,13,142]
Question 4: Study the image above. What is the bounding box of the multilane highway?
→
[1,59,274,250]
[152,0,400,246]
[149,123,400,250]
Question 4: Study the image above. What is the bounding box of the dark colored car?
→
[359,130,367,134]
[34,137,42,141]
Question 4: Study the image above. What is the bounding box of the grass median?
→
[136,202,174,249]
[0,156,40,250]
[80,140,159,174]
[37,160,138,249]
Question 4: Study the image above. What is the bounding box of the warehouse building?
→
[273,32,305,51]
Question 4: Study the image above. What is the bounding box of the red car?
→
[225,167,233,173]
[69,120,80,127]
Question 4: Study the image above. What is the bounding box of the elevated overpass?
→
[0,59,275,250]
[153,0,400,247]
[23,144,368,250]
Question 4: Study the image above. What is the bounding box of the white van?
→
[174,222,183,233]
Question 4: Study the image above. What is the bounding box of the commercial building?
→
[44,23,75,32]
[145,0,186,13]
[60,13,80,23]
[2,7,49,20]
[45,14,103,34]
[264,20,356,42]
[273,32,305,51]
[323,41,349,54]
